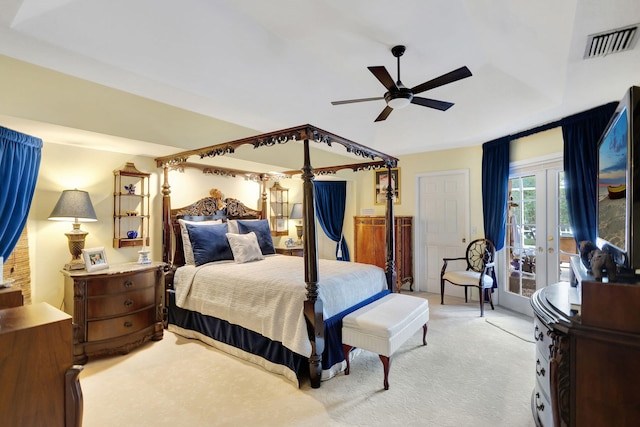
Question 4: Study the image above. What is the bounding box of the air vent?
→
[584,24,638,59]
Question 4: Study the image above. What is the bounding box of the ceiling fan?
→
[331,45,472,122]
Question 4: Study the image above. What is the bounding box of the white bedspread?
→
[173,255,387,357]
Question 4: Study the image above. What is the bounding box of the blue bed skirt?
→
[168,289,389,384]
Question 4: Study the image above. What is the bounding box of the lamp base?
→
[64,260,86,271]
[295,225,303,245]
[64,224,88,271]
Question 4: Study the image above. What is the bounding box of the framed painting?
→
[374,168,400,205]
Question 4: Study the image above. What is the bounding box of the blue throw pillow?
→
[237,219,276,255]
[185,222,233,266]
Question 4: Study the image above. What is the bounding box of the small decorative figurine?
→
[124,184,136,194]
[138,248,151,264]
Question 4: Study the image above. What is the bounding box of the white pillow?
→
[226,232,265,264]
[227,219,238,234]
[178,218,222,265]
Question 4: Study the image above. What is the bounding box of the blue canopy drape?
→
[482,136,511,252]
[561,102,618,247]
[0,126,42,260]
[313,181,350,261]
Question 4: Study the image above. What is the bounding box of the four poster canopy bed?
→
[155,124,400,388]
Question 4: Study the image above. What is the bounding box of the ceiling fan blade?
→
[374,106,393,122]
[411,66,472,95]
[368,66,398,91]
[331,96,384,106]
[411,97,454,111]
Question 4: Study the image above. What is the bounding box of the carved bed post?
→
[302,139,324,389]
[385,164,397,292]
[161,165,172,264]
[260,176,268,219]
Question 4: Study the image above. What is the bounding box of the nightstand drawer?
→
[87,287,155,318]
[87,307,155,341]
[275,247,303,256]
[87,270,155,297]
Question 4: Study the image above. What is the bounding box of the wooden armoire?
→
[354,216,413,291]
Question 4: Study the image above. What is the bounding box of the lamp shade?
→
[290,203,303,220]
[48,189,98,222]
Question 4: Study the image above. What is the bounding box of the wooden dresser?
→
[62,262,164,364]
[0,302,83,427]
[354,216,413,291]
[531,278,640,426]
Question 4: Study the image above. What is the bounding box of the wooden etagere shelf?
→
[113,162,151,248]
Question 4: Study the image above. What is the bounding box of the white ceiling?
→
[1,0,639,157]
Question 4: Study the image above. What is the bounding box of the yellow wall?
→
[352,130,564,243]
[7,53,565,307]
[26,125,564,307]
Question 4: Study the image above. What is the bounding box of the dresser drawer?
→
[534,315,553,360]
[86,270,155,297]
[533,380,553,427]
[535,347,551,403]
[87,308,155,341]
[87,287,155,319]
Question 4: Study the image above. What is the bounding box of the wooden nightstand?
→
[0,286,23,309]
[275,245,304,257]
[61,262,164,364]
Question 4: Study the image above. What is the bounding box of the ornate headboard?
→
[169,194,263,267]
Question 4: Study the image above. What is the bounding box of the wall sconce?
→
[290,203,303,244]
[48,189,98,270]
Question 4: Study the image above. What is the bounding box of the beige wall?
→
[27,142,360,307]
[25,125,564,308]
[352,129,564,244]
[8,52,565,307]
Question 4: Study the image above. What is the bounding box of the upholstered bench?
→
[342,293,429,390]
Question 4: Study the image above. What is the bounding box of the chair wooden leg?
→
[487,288,495,310]
[479,285,485,317]
[440,279,445,305]
[464,286,468,303]
[422,324,428,346]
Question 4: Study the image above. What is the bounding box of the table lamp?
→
[290,203,303,244]
[48,189,98,270]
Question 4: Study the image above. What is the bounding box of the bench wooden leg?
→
[342,344,353,375]
[422,323,428,346]
[379,355,391,390]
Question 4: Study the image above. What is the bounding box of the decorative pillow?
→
[226,232,265,263]
[185,222,233,266]
[237,219,276,255]
[178,219,222,265]
[227,219,239,234]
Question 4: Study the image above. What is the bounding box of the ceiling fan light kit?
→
[331,45,472,122]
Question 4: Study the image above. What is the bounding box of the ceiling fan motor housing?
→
[385,88,413,109]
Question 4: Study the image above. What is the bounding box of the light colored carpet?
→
[79,292,537,427]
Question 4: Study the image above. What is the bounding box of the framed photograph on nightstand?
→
[82,247,109,272]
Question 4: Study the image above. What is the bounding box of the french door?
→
[498,156,576,315]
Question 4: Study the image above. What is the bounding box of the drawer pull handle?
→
[124,280,134,288]
[535,392,545,411]
[536,359,546,377]
[124,299,134,307]
[124,321,133,328]
[534,325,544,342]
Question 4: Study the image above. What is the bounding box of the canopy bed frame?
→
[155,124,399,388]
